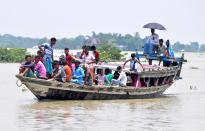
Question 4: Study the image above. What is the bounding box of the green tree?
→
[98,43,123,61]
[0,48,26,62]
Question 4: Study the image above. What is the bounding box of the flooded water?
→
[0,52,205,131]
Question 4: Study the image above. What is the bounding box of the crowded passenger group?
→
[19,37,127,87]
[19,31,175,87]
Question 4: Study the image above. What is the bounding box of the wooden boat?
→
[16,56,183,100]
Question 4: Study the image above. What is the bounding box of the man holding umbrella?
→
[150,28,159,46]
[143,22,166,65]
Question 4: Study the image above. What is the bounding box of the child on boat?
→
[34,55,47,79]
[52,60,66,82]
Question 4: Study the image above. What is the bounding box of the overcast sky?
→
[0,0,204,44]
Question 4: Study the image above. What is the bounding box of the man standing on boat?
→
[80,46,95,64]
[38,37,57,78]
[149,28,159,45]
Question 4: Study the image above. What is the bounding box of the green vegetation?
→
[98,43,123,61]
[0,48,26,62]
[0,33,205,52]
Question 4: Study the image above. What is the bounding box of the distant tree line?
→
[0,33,205,52]
[0,48,26,62]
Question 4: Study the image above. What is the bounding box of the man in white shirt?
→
[150,28,159,45]
[81,46,95,64]
[111,66,127,87]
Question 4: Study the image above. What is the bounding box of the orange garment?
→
[64,65,72,81]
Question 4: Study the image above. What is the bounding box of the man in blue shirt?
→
[38,37,57,78]
[71,60,85,85]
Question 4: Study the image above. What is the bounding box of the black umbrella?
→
[143,22,166,30]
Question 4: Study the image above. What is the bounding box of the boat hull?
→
[17,75,171,100]
[40,88,166,100]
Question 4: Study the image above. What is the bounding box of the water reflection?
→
[18,95,180,131]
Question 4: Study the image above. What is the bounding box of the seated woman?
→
[111,66,127,87]
[52,60,66,82]
[34,55,47,79]
[71,60,85,85]
[19,55,35,78]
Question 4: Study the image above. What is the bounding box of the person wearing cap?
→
[38,37,57,78]
[71,60,85,85]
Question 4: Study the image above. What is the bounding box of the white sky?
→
[0,0,204,44]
